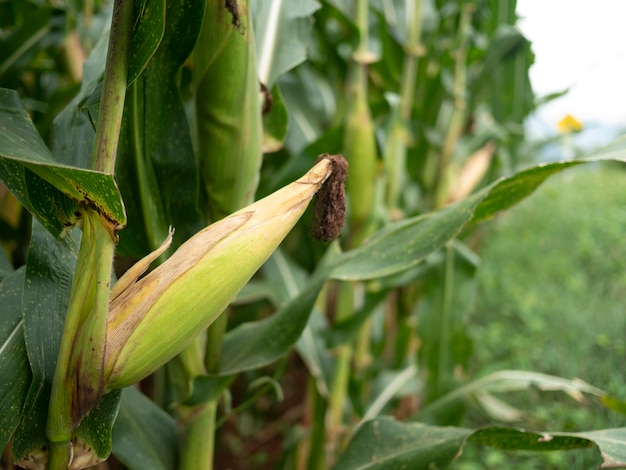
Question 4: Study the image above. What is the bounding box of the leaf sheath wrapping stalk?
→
[104,158,337,389]
[46,210,114,443]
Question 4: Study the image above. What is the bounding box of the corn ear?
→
[194,0,263,221]
[343,63,378,237]
[103,158,337,390]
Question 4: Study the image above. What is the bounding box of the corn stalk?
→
[45,0,133,467]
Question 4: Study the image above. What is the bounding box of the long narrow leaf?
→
[112,388,178,470]
[127,0,166,85]
[0,88,126,235]
[12,221,79,463]
[333,417,471,469]
[116,0,203,257]
[418,370,609,423]
[252,0,321,88]
[334,416,626,469]
[0,268,31,452]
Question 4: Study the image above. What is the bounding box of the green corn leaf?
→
[333,417,626,469]
[0,88,126,236]
[12,0,168,236]
[262,248,309,304]
[569,429,626,467]
[0,268,31,452]
[73,389,122,464]
[127,0,166,85]
[0,6,51,78]
[116,0,204,257]
[0,247,13,280]
[469,161,584,223]
[265,249,336,396]
[333,191,485,281]
[51,26,109,170]
[333,417,471,469]
[252,0,321,89]
[112,387,178,470]
[12,221,79,464]
[468,426,595,453]
[417,370,610,425]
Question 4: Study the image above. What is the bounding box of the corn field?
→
[1,0,625,469]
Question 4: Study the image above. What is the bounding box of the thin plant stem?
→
[205,311,228,373]
[384,0,424,212]
[435,4,473,206]
[436,241,455,399]
[326,282,354,463]
[400,0,423,121]
[91,0,133,174]
[179,402,218,469]
[355,0,369,59]
[299,376,327,470]
[177,306,227,470]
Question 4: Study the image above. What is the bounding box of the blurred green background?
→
[456,164,626,468]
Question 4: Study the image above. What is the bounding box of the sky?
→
[516,0,626,147]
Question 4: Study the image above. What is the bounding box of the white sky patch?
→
[516,0,626,140]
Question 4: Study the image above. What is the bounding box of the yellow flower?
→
[557,114,583,134]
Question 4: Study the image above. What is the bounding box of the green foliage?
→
[0,269,30,452]
[473,166,626,390]
[11,223,78,463]
[112,387,178,470]
[334,417,626,469]
[0,89,125,235]
[457,167,626,468]
[117,0,203,256]
[1,0,625,469]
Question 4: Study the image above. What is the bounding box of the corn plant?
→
[1,0,626,469]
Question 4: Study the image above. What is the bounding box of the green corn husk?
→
[103,158,336,390]
[344,63,378,236]
[194,0,263,221]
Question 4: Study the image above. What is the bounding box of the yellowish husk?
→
[104,159,332,389]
